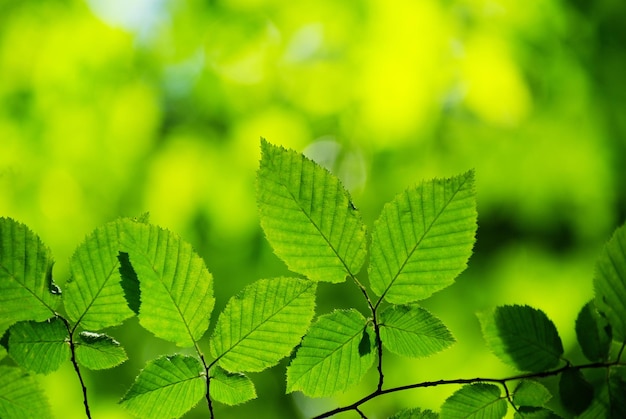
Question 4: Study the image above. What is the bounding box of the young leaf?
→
[257,139,367,283]
[440,383,507,419]
[75,332,127,370]
[119,220,215,347]
[389,407,439,418]
[209,366,257,406]
[369,171,477,304]
[379,304,455,358]
[286,309,375,397]
[120,355,205,419]
[479,305,563,372]
[0,366,52,419]
[594,223,626,341]
[8,318,70,374]
[575,301,611,362]
[559,369,593,415]
[0,218,61,326]
[514,406,562,419]
[64,219,135,330]
[513,380,552,408]
[210,277,316,372]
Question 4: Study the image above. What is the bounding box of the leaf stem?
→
[194,344,214,419]
[59,315,92,419]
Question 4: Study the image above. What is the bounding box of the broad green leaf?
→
[120,221,214,347]
[514,407,562,419]
[75,332,127,370]
[257,140,367,283]
[369,171,477,304]
[210,277,316,372]
[479,305,563,372]
[389,407,439,418]
[64,219,135,330]
[0,218,61,326]
[559,369,593,415]
[0,366,52,419]
[379,304,455,358]
[286,309,375,397]
[440,383,507,419]
[513,380,552,407]
[210,366,256,406]
[8,318,69,374]
[594,223,626,341]
[120,354,205,419]
[608,367,626,418]
[575,301,611,362]
[0,345,5,361]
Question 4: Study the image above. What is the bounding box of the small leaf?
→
[369,171,477,304]
[120,355,205,419]
[210,366,257,406]
[0,218,60,326]
[210,277,316,372]
[75,332,127,370]
[513,380,552,408]
[257,139,367,283]
[575,301,612,362]
[389,407,439,418]
[286,309,375,397]
[479,305,563,372]
[379,304,455,358]
[559,369,593,415]
[514,406,562,419]
[594,223,626,341]
[0,366,52,419]
[440,383,507,419]
[8,318,70,374]
[120,221,215,347]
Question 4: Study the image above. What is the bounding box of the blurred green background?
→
[1,0,625,417]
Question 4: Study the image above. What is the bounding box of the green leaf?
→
[286,309,375,397]
[0,366,52,419]
[513,380,552,408]
[75,332,127,370]
[8,318,70,374]
[0,218,61,326]
[369,171,477,304]
[559,369,593,415]
[210,277,316,372]
[514,407,562,419]
[379,304,455,358]
[608,367,626,418]
[575,301,611,362]
[594,223,626,341]
[119,220,215,347]
[210,366,257,406]
[64,219,135,330]
[440,383,507,419]
[120,354,205,419]
[389,407,439,418]
[257,139,367,283]
[479,305,563,372]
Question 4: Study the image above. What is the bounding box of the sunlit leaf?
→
[286,309,375,397]
[120,355,205,419]
[0,366,52,419]
[479,305,563,372]
[440,383,507,419]
[257,139,367,283]
[379,304,455,358]
[513,380,552,408]
[210,366,256,406]
[514,406,562,419]
[369,171,477,304]
[120,220,214,347]
[210,277,316,372]
[75,332,127,370]
[64,219,135,330]
[0,218,61,326]
[8,318,69,374]
[575,301,611,362]
[389,407,439,418]
[559,369,593,415]
[594,223,626,341]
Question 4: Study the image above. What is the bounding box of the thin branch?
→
[59,315,91,419]
[194,344,214,419]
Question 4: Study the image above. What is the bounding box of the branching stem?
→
[59,316,91,419]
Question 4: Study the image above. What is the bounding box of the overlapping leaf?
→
[257,140,367,283]
[559,369,593,415]
[390,408,439,418]
[379,304,455,358]
[210,277,316,372]
[440,383,507,419]
[75,332,127,370]
[120,355,205,419]
[0,366,52,419]
[286,309,375,397]
[369,171,477,304]
[514,407,562,418]
[479,305,563,372]
[513,380,552,408]
[575,301,611,362]
[0,218,60,326]
[210,366,256,406]
[8,318,69,374]
[120,220,214,347]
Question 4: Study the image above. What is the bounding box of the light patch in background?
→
[87,0,169,42]
[282,23,324,63]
